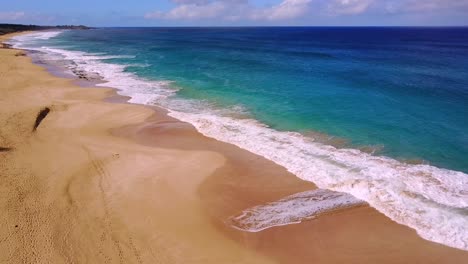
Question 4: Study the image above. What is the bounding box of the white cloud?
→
[171,0,209,4]
[0,11,57,24]
[145,0,312,21]
[325,0,468,16]
[327,0,374,15]
[144,0,468,22]
[0,11,26,21]
[250,0,312,21]
[146,1,228,20]
[376,0,468,14]
[402,0,468,12]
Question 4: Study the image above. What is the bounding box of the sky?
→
[0,0,468,26]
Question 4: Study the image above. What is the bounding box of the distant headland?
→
[0,23,91,35]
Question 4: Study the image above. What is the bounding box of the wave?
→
[8,31,468,251]
[5,31,65,48]
[40,47,136,60]
[228,189,364,232]
[170,110,468,250]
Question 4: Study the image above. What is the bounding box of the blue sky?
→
[1,0,467,26]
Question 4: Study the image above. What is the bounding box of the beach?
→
[1,31,467,264]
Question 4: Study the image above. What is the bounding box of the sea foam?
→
[228,189,364,232]
[170,110,468,250]
[6,31,64,48]
[8,31,468,251]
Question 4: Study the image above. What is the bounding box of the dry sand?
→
[0,32,467,263]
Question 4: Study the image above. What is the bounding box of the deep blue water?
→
[45,27,468,172]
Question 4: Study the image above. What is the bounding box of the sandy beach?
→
[1,32,467,263]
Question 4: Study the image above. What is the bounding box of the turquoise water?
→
[9,28,468,250]
[41,27,468,172]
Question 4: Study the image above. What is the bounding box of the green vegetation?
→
[0,24,91,35]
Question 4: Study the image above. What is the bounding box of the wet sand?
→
[0,32,467,263]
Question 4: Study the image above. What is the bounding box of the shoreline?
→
[1,31,467,263]
[22,29,468,250]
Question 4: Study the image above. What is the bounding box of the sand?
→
[0,32,467,264]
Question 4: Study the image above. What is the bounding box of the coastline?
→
[1,31,467,263]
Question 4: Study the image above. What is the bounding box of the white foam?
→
[32,31,64,40]
[11,32,468,251]
[5,30,64,49]
[15,45,176,104]
[168,110,468,250]
[228,189,364,232]
[39,47,135,60]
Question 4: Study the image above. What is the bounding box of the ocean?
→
[7,27,468,250]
